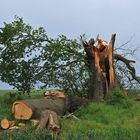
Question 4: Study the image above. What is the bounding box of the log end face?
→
[1,118,10,129]
[12,101,33,120]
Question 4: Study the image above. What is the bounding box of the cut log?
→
[11,96,89,131]
[37,109,60,131]
[1,117,14,130]
[12,96,66,120]
[12,95,89,120]
[12,101,33,120]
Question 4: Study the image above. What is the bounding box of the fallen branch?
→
[63,113,80,120]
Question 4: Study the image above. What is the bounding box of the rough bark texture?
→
[81,34,117,100]
[12,96,67,120]
[37,109,60,133]
[12,96,89,130]
[12,96,89,120]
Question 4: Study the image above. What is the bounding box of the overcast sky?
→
[0,0,140,89]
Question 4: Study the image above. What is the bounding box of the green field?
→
[0,90,140,140]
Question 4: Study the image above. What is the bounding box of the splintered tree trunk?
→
[81,33,117,101]
[108,34,116,88]
[88,48,103,100]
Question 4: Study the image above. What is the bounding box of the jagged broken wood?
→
[81,34,117,100]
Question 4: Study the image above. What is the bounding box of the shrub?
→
[106,88,134,108]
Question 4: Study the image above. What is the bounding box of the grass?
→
[60,102,140,140]
[0,89,140,139]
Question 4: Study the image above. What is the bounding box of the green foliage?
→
[0,16,49,94]
[0,17,89,95]
[39,35,89,94]
[106,88,134,108]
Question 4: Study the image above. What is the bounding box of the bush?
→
[106,88,134,108]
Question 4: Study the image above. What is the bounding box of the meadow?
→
[0,89,140,140]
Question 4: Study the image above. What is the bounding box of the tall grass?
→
[60,101,140,140]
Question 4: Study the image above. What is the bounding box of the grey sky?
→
[0,0,140,89]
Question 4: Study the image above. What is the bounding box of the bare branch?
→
[118,35,134,48]
[114,54,140,84]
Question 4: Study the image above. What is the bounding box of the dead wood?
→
[81,34,117,100]
[63,113,80,120]
[11,95,89,131]
[114,54,140,84]
[30,119,39,126]
[0,117,14,130]
[37,109,60,134]
[12,96,66,120]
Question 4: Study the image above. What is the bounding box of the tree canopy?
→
[0,17,49,93]
[0,17,140,97]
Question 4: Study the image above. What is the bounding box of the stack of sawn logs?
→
[0,90,88,133]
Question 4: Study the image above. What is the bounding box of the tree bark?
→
[12,96,67,120]
[81,34,117,100]
[12,96,89,129]
[12,96,89,120]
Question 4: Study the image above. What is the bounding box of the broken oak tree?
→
[81,34,117,101]
[81,33,140,101]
